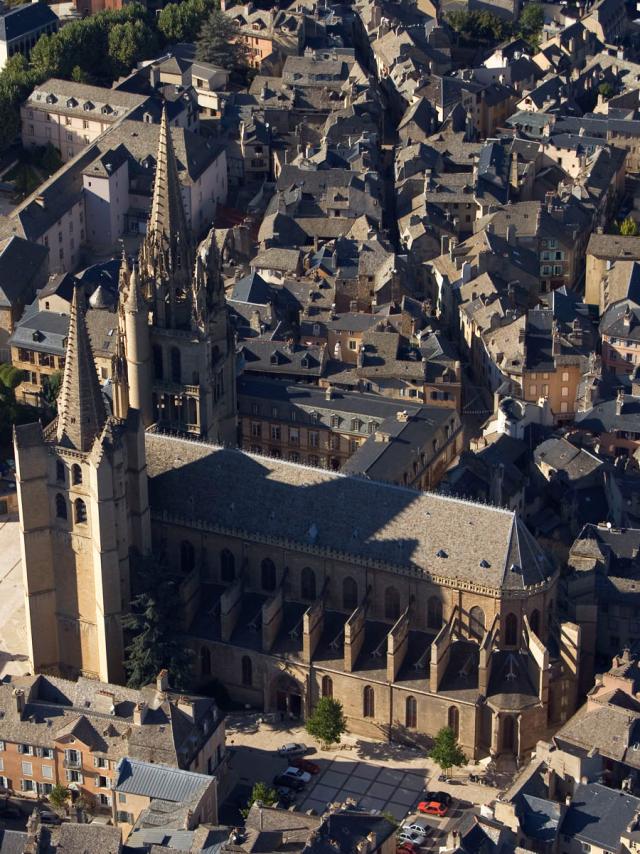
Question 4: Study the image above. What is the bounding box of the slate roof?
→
[560,783,640,850]
[575,395,640,434]
[0,236,48,308]
[26,78,147,119]
[145,432,555,591]
[115,757,212,802]
[47,823,122,854]
[600,299,640,342]
[0,2,57,42]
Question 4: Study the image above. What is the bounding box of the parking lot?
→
[223,713,502,846]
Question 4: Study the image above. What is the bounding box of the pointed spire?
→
[125,261,145,314]
[111,328,129,421]
[56,285,107,452]
[147,106,192,260]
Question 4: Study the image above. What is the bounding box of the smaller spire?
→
[125,261,145,314]
[111,328,129,421]
[56,285,107,452]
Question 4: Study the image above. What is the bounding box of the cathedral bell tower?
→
[127,106,237,444]
[14,285,150,683]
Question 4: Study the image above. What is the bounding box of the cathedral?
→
[14,109,581,762]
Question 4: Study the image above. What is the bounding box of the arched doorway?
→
[274,673,303,719]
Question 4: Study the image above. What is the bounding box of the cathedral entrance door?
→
[274,674,303,718]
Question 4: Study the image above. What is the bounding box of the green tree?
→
[196,8,247,70]
[48,784,70,811]
[446,9,511,45]
[429,726,467,776]
[108,19,158,78]
[71,65,91,84]
[42,370,63,413]
[158,0,214,44]
[123,553,194,690]
[241,782,278,818]
[619,216,639,236]
[598,81,614,100]
[305,697,347,749]
[518,3,544,47]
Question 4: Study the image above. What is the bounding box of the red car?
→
[417,792,451,817]
[396,844,420,854]
[291,757,320,774]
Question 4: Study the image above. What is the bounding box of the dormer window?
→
[45,93,57,104]
[67,97,77,108]
[101,104,112,115]
[83,101,94,111]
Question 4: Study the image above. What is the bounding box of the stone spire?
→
[56,285,107,452]
[146,105,193,272]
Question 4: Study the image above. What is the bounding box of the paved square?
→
[299,756,425,820]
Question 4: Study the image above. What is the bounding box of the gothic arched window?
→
[406,696,417,729]
[153,345,163,380]
[322,675,333,698]
[470,606,485,641]
[448,706,459,738]
[343,576,357,611]
[301,567,316,600]
[170,347,181,384]
[55,493,67,520]
[220,549,235,583]
[363,685,375,718]
[241,655,252,687]
[385,586,400,621]
[72,464,82,485]
[261,558,276,591]
[427,597,443,631]
[180,540,195,574]
[201,647,211,677]
[74,498,87,524]
[504,613,518,647]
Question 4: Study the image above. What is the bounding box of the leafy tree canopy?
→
[619,215,639,236]
[123,552,194,691]
[241,782,278,818]
[429,726,467,774]
[195,8,248,70]
[305,697,347,748]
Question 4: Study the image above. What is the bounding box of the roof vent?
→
[510,563,521,573]
[480,559,490,568]
[436,549,448,558]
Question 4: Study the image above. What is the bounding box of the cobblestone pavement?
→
[0,515,29,679]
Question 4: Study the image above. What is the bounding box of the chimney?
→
[616,388,625,416]
[396,410,409,422]
[133,702,148,726]
[157,669,169,693]
[325,384,334,400]
[250,309,262,333]
[14,688,25,719]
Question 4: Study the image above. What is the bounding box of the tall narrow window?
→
[363,685,375,718]
[427,597,443,630]
[170,347,181,384]
[448,706,459,739]
[343,577,357,610]
[56,493,67,520]
[180,540,195,574]
[74,498,86,524]
[261,558,276,591]
[71,464,82,485]
[201,647,211,677]
[385,586,400,621]
[301,567,316,600]
[406,696,417,729]
[321,675,333,698]
[469,607,485,641]
[242,656,252,687]
[56,460,65,483]
[153,345,163,380]
[220,549,235,583]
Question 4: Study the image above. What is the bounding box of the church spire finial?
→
[147,105,192,253]
[56,285,107,452]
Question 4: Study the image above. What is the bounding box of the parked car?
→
[273,774,305,792]
[277,743,309,757]
[291,757,320,775]
[275,786,297,807]
[397,829,427,847]
[39,810,62,825]
[283,766,311,784]
[396,844,420,854]
[404,819,431,835]
[417,792,451,817]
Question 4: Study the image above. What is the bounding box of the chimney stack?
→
[157,669,169,693]
[616,387,625,416]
